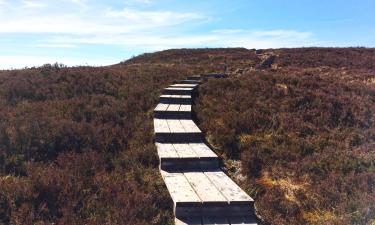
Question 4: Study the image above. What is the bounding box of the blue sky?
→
[0,0,374,69]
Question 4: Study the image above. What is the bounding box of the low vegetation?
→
[0,48,374,225]
[194,48,375,225]
[0,49,259,224]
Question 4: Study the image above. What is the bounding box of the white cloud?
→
[31,43,76,48]
[44,29,313,50]
[0,1,316,68]
[133,0,151,4]
[0,55,115,69]
[105,8,203,26]
[22,0,47,8]
[69,0,86,7]
[0,5,205,34]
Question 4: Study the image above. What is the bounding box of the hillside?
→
[0,48,374,225]
[194,48,375,225]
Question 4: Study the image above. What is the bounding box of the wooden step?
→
[170,83,199,88]
[161,171,202,217]
[154,103,192,119]
[176,216,257,225]
[175,80,202,84]
[159,95,192,105]
[163,87,194,95]
[156,142,219,170]
[161,170,254,217]
[154,119,203,142]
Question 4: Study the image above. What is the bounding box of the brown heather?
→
[0,48,374,225]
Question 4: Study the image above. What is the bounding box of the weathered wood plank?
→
[161,171,201,203]
[155,102,191,119]
[154,103,169,111]
[167,119,186,133]
[189,143,217,158]
[160,94,175,98]
[180,120,202,133]
[179,104,192,112]
[168,104,181,111]
[165,87,194,91]
[204,171,253,203]
[174,143,198,158]
[155,143,178,158]
[170,84,199,88]
[154,118,170,133]
[160,94,192,99]
[156,143,218,171]
[184,172,227,203]
[164,87,194,95]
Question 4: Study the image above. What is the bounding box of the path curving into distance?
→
[153,75,258,225]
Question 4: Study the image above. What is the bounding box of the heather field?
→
[0,48,374,225]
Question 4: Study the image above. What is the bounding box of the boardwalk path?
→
[153,75,258,225]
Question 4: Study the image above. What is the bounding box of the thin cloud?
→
[44,29,314,50]
[133,0,152,4]
[0,0,316,68]
[22,0,47,8]
[32,43,77,48]
[69,0,87,7]
[0,55,115,69]
[0,5,206,34]
[105,8,204,25]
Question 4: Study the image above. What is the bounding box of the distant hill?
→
[0,48,374,225]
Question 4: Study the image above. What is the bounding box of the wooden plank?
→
[179,104,192,112]
[154,103,169,111]
[204,171,253,203]
[163,88,193,95]
[160,94,192,99]
[176,217,202,225]
[167,104,181,111]
[174,80,202,84]
[155,143,178,158]
[165,87,194,91]
[184,172,227,203]
[164,87,194,93]
[161,170,201,204]
[154,118,170,133]
[180,120,202,133]
[170,84,198,88]
[167,119,185,133]
[173,143,198,158]
[229,217,257,225]
[189,143,217,158]
[159,95,192,104]
[202,217,229,225]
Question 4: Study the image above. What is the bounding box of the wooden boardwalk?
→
[153,75,257,225]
